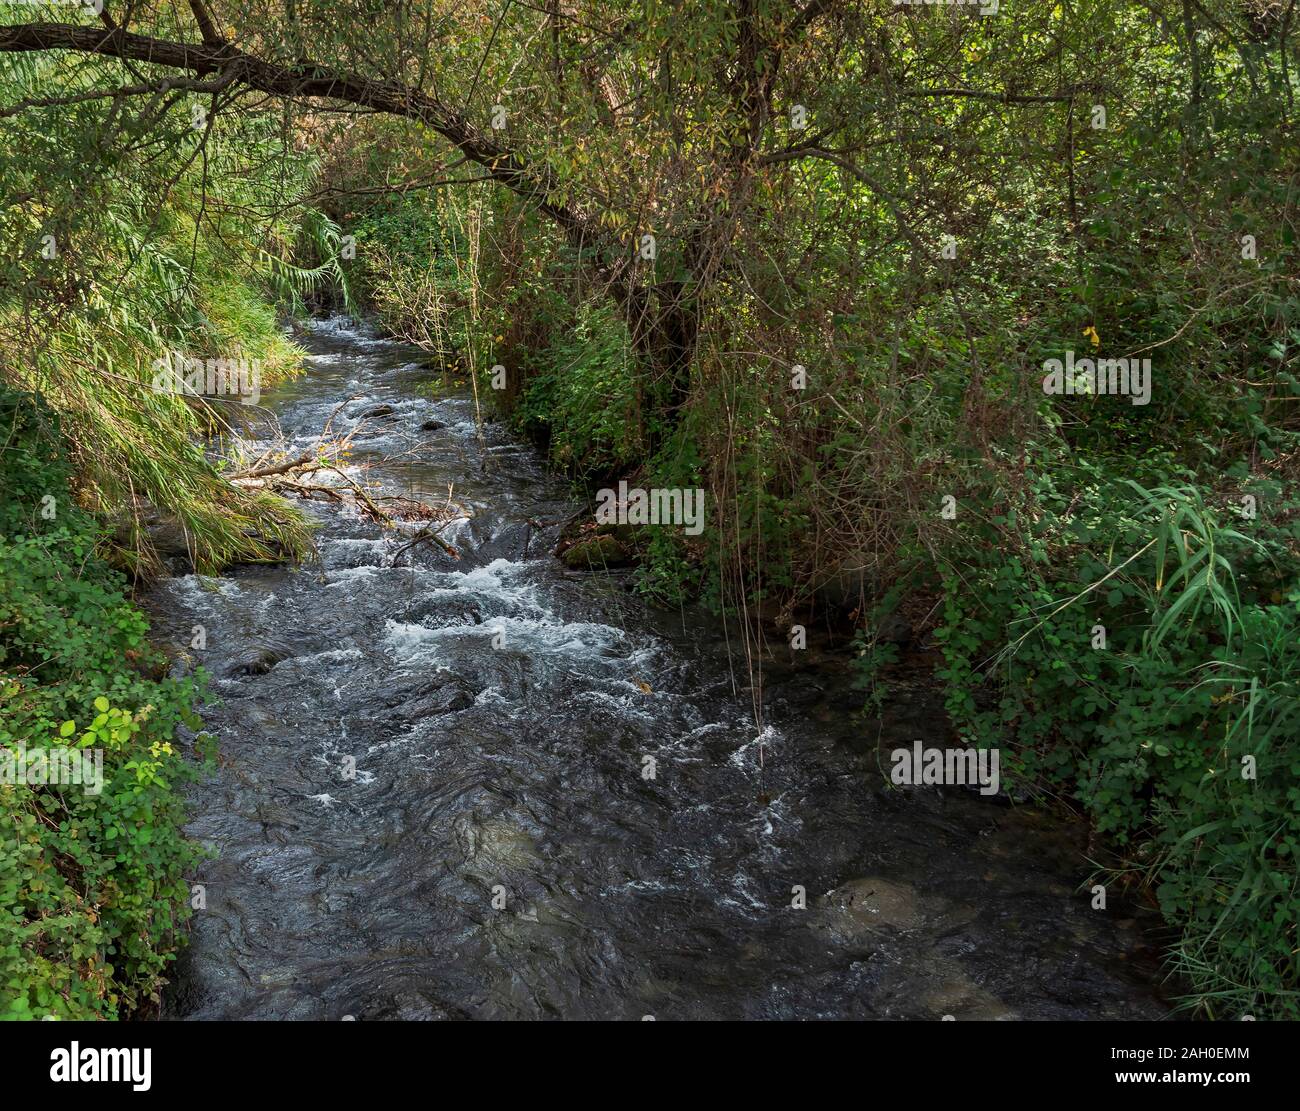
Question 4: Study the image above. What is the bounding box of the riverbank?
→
[0,391,204,1020]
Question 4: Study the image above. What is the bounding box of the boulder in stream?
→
[561,535,630,570]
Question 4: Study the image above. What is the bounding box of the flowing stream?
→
[150,318,1169,1020]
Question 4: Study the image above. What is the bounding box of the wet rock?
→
[135,510,194,561]
[224,645,289,677]
[561,535,629,570]
[411,683,475,717]
[360,403,395,418]
[461,816,539,874]
[420,419,446,431]
[385,676,475,719]
[595,522,638,544]
[915,962,1017,1021]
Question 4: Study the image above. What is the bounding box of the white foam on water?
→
[749,790,798,844]
[363,727,426,757]
[168,574,245,604]
[382,620,448,667]
[324,565,390,586]
[682,722,729,741]
[293,647,364,665]
[382,609,652,678]
[574,687,659,723]
[729,869,767,911]
[301,317,395,348]
[327,537,388,552]
[416,558,542,610]
[643,734,708,764]
[729,723,782,771]
[625,645,660,668]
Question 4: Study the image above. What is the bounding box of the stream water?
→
[150,318,1169,1020]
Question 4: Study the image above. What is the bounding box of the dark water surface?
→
[150,318,1168,1020]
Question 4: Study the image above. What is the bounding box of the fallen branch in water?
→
[226,452,316,480]
[287,482,345,502]
[316,462,390,521]
[223,407,464,559]
[225,396,367,487]
[390,523,460,563]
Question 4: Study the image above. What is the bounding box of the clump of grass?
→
[0,59,346,575]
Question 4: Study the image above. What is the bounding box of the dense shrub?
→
[513,300,645,477]
[346,190,473,357]
[933,454,1300,1017]
[0,391,205,1019]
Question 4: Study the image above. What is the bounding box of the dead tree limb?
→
[226,452,316,480]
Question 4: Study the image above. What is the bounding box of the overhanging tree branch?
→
[0,69,242,118]
[0,21,603,257]
[899,84,1096,104]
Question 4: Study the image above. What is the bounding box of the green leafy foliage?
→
[514,300,644,477]
[3,0,1298,1023]
[0,391,207,1019]
[346,186,471,358]
[0,56,321,574]
[932,454,1300,1019]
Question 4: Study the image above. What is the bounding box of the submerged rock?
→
[822,877,925,933]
